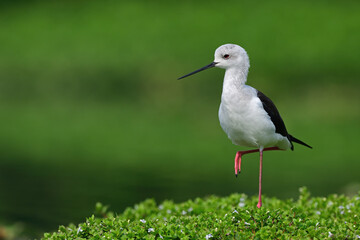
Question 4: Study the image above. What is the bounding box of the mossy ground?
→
[43,188,360,239]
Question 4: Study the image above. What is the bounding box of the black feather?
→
[257,90,290,140]
[257,90,312,150]
[289,135,312,149]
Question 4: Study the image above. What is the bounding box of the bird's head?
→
[214,44,249,70]
[178,43,249,80]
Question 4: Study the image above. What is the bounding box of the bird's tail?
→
[289,135,312,149]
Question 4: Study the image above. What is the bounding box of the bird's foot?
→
[234,151,242,178]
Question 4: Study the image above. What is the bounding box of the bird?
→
[178,43,312,208]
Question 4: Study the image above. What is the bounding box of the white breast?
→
[218,85,285,149]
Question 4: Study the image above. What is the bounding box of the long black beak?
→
[178,62,217,80]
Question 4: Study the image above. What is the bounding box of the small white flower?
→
[158,205,164,210]
[355,235,360,239]
[327,201,333,207]
[182,210,187,215]
[188,207,193,212]
[316,222,319,227]
[346,205,351,209]
[328,232,333,238]
[316,211,321,215]
[167,209,172,214]
[238,202,245,207]
[140,219,146,223]
[340,211,344,215]
[233,210,238,214]
[205,233,213,239]
[224,214,228,217]
[338,205,344,210]
[244,222,250,226]
[159,234,164,239]
[148,228,154,233]
[77,227,83,234]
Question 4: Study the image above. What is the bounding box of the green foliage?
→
[43,188,360,239]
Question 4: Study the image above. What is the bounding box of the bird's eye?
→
[223,54,230,59]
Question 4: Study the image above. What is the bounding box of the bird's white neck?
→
[222,67,249,95]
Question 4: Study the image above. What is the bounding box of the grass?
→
[42,188,360,239]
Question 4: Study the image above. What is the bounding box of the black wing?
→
[257,90,294,150]
[257,90,312,150]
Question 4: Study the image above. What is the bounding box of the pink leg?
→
[234,149,259,177]
[234,152,239,176]
[234,147,280,177]
[257,149,264,208]
[233,147,282,208]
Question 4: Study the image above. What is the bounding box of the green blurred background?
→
[0,0,359,238]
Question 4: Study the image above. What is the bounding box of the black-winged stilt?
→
[178,43,312,208]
